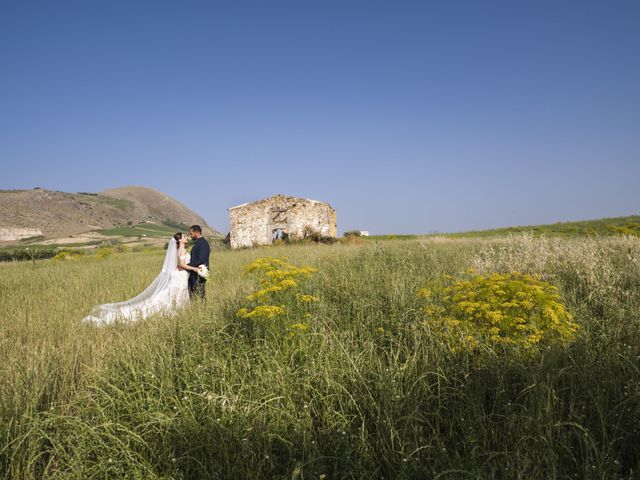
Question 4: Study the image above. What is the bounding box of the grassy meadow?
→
[98,222,186,238]
[1,235,640,479]
[444,215,640,239]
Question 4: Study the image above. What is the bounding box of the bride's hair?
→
[173,232,183,248]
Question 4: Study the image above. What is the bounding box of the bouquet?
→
[197,265,210,280]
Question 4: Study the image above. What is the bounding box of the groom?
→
[186,225,210,300]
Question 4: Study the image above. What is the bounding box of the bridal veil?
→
[83,238,179,325]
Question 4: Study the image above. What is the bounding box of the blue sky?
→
[1,1,638,234]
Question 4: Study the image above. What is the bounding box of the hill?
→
[444,215,640,238]
[0,186,220,245]
[354,215,640,241]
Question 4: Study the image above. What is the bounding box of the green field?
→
[1,236,640,478]
[98,222,182,238]
[445,215,640,238]
[362,234,419,241]
[348,215,640,241]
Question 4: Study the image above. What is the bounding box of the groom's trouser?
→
[188,274,206,301]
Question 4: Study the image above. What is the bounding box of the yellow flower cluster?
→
[243,256,289,273]
[236,305,285,320]
[297,294,319,303]
[419,271,578,352]
[246,278,298,302]
[288,321,310,338]
[96,247,113,259]
[53,251,80,261]
[236,257,318,322]
[243,256,317,277]
[289,322,309,331]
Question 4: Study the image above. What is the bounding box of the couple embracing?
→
[83,225,210,326]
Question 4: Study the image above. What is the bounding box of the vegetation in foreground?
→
[1,235,639,479]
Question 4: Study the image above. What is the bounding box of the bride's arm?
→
[179,261,198,271]
[178,248,198,271]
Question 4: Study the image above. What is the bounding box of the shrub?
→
[343,230,361,237]
[276,226,335,245]
[317,235,338,244]
[53,251,80,261]
[339,235,366,245]
[608,224,640,236]
[0,247,57,262]
[19,235,45,243]
[419,270,578,353]
[96,247,113,259]
[222,232,231,247]
[162,219,189,230]
[301,225,318,240]
[114,244,129,253]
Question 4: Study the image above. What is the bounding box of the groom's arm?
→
[188,242,203,267]
[201,240,211,267]
[187,242,198,267]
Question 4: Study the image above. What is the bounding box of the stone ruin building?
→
[228,194,337,249]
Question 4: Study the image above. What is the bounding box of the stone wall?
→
[228,194,337,249]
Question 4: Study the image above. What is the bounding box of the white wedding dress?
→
[83,238,189,325]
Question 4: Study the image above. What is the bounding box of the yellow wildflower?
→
[289,322,309,331]
[417,288,432,298]
[237,305,285,320]
[418,271,577,353]
[297,294,319,303]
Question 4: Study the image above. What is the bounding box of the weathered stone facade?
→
[228,194,337,249]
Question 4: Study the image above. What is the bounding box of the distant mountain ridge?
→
[0,186,220,243]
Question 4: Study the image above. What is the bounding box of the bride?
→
[83,232,198,325]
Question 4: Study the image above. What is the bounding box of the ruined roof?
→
[228,194,332,211]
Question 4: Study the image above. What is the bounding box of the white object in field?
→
[0,227,43,242]
[83,238,189,325]
[197,264,210,280]
[359,231,370,236]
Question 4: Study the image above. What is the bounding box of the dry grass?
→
[1,236,639,478]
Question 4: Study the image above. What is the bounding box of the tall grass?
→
[1,237,639,478]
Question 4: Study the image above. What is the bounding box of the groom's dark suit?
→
[188,236,210,300]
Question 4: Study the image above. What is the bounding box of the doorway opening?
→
[272,228,289,243]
